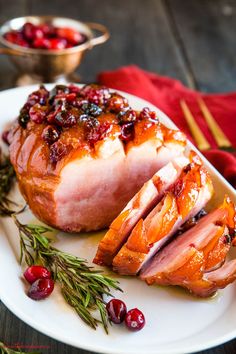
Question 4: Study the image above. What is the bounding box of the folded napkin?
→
[98,65,236,188]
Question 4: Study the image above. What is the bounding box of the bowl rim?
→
[0,15,95,55]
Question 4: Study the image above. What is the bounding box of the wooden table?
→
[0,1,235,353]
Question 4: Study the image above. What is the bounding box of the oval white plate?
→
[0,85,235,354]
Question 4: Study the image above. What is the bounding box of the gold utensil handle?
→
[86,22,110,47]
[180,99,211,151]
[198,97,232,148]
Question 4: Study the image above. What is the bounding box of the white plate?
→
[0,85,235,354]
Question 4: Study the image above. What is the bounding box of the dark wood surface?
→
[0,1,235,353]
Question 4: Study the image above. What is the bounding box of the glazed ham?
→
[8,84,186,232]
[93,155,190,266]
[140,197,236,297]
[112,153,213,275]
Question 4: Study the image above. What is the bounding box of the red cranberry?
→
[2,130,10,145]
[47,38,67,50]
[125,308,145,331]
[106,299,127,324]
[4,31,29,47]
[42,125,60,145]
[119,109,137,123]
[80,84,111,106]
[139,107,158,122]
[24,265,51,284]
[106,94,129,113]
[22,22,43,40]
[56,27,84,45]
[87,122,111,145]
[29,103,47,123]
[54,107,78,127]
[120,122,134,142]
[33,37,50,49]
[50,141,71,164]
[28,278,54,300]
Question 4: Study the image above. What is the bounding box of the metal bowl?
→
[0,16,109,83]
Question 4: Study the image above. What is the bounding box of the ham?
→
[93,155,189,266]
[141,197,236,297]
[112,154,213,275]
[8,84,186,232]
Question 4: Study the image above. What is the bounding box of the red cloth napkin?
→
[98,65,236,188]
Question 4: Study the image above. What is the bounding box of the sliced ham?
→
[141,196,236,297]
[112,155,213,275]
[93,155,189,266]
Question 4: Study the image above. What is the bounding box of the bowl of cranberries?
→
[0,16,109,83]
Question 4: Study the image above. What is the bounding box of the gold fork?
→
[180,99,235,152]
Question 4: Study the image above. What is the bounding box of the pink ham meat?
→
[112,154,214,275]
[8,84,186,232]
[93,155,190,266]
[141,197,236,297]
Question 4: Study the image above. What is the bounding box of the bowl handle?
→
[86,22,110,47]
[0,47,21,56]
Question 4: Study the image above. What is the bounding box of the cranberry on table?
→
[28,278,54,300]
[106,299,127,324]
[125,308,145,331]
[24,265,51,284]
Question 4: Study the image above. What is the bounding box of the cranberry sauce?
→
[4,22,87,49]
[16,84,159,164]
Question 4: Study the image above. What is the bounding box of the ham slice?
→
[112,154,213,275]
[93,155,189,266]
[141,196,236,297]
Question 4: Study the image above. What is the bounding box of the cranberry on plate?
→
[106,299,127,324]
[24,265,51,284]
[28,278,54,300]
[125,308,145,331]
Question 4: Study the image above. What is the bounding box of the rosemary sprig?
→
[0,341,40,354]
[0,156,16,215]
[13,216,121,333]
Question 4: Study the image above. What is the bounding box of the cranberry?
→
[120,122,134,142]
[2,130,10,145]
[24,265,51,284]
[56,27,84,45]
[139,107,158,122]
[22,22,43,40]
[27,86,49,107]
[106,94,129,113]
[54,107,78,127]
[119,109,137,123]
[42,125,60,145]
[33,37,50,49]
[29,103,47,124]
[4,31,29,47]
[18,108,30,128]
[80,84,111,106]
[47,38,67,50]
[28,278,54,300]
[106,299,127,324]
[81,102,102,117]
[87,122,111,145]
[125,308,145,331]
[50,141,71,164]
